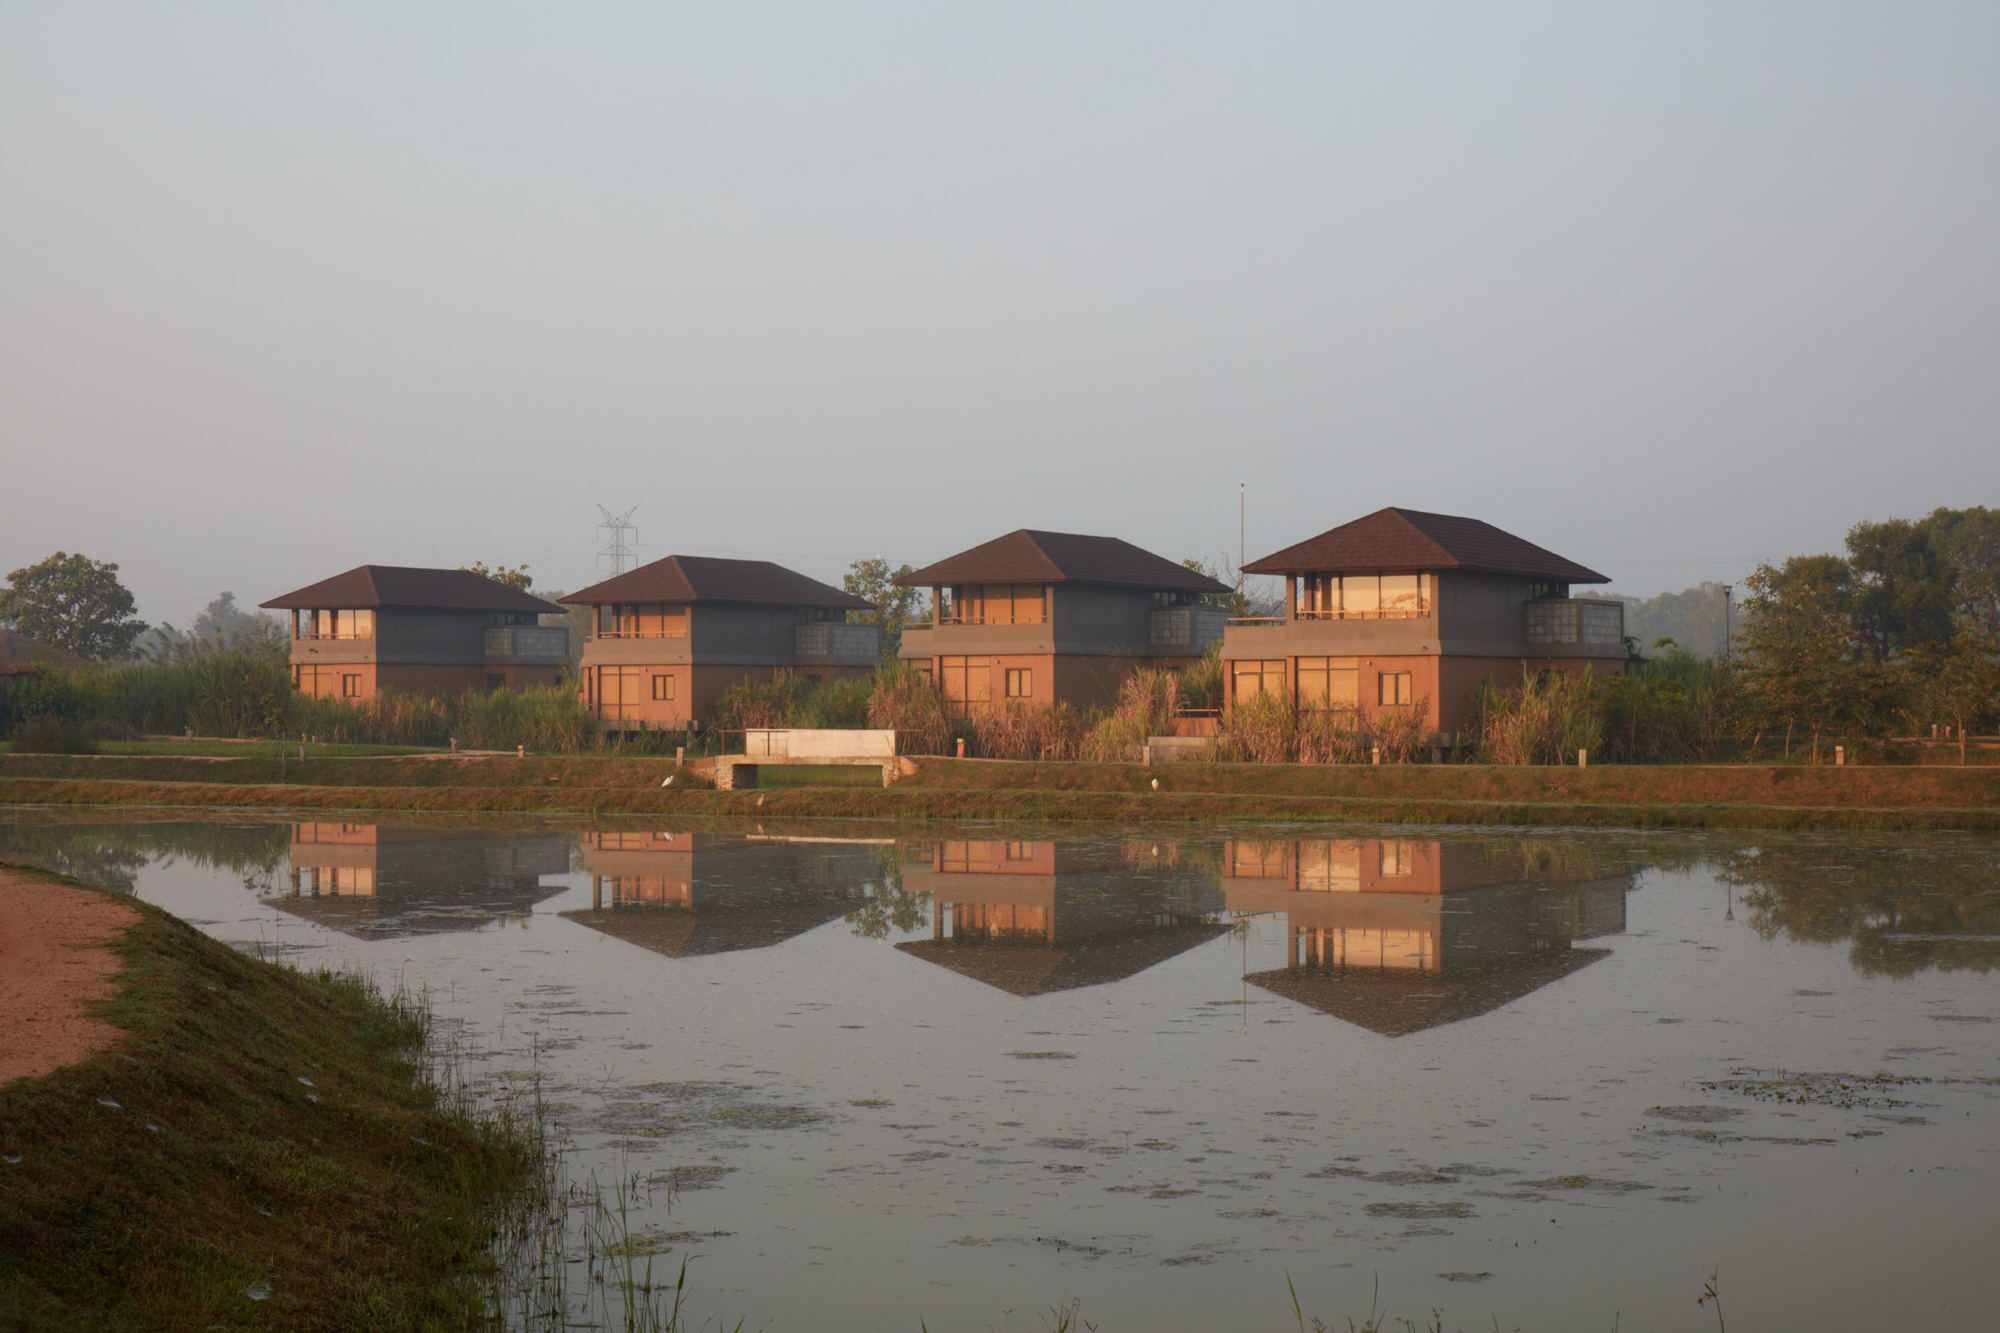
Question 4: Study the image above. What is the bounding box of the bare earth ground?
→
[0,869,137,1086]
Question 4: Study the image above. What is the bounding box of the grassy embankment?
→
[0,865,541,1331]
[2,751,1997,830]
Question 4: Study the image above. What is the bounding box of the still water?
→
[4,811,1997,1331]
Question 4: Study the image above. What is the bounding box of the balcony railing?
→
[592,627,688,640]
[928,615,1046,627]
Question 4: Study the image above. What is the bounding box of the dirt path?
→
[0,867,139,1086]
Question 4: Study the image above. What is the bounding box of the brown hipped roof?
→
[559,555,871,610]
[260,566,563,614]
[895,530,1230,594]
[1243,508,1609,584]
[0,629,86,676]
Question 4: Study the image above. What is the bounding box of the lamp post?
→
[1720,583,1733,661]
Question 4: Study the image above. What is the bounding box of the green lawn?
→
[92,738,440,758]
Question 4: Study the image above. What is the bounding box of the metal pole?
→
[1720,583,1733,660]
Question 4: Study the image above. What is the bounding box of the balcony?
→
[1523,598,1626,658]
[484,625,570,665]
[794,621,881,667]
[1148,605,1227,655]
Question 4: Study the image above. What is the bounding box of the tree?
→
[1845,518,1956,661]
[1904,634,2000,765]
[1181,557,1283,618]
[1921,506,2000,644]
[842,557,924,659]
[142,591,287,662]
[1735,556,1861,759]
[462,562,533,590]
[0,551,147,661]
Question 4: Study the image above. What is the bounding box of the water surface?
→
[4,812,1995,1331]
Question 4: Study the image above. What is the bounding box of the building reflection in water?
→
[1223,838,1633,1035]
[894,839,1227,996]
[283,822,570,938]
[559,831,883,957]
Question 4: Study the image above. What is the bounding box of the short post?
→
[450,737,458,754]
[675,745,685,768]
[1835,745,1845,767]
[1370,745,1381,766]
[517,744,525,759]
[1578,748,1588,768]
[298,743,306,762]
[955,737,966,759]
[1143,744,1153,768]
[184,726,193,740]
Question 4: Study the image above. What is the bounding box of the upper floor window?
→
[1528,580,1570,601]
[595,603,689,639]
[1295,574,1430,620]
[943,584,1046,626]
[296,609,374,640]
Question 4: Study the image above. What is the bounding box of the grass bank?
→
[0,866,542,1331]
[1,752,1996,830]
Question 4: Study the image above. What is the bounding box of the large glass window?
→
[1231,659,1285,701]
[1296,658,1359,708]
[596,666,641,720]
[938,656,990,716]
[1293,575,1430,619]
[945,585,1045,625]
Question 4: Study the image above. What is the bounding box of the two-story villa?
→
[262,565,569,701]
[895,839,1226,996]
[894,529,1230,715]
[560,555,877,730]
[559,830,878,957]
[1224,508,1625,734]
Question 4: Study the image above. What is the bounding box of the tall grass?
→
[1476,670,1602,765]
[866,664,953,755]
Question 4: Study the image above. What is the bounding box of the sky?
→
[3,2,1997,626]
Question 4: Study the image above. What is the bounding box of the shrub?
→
[797,675,873,730]
[710,673,815,732]
[8,715,97,754]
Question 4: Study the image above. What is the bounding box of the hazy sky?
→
[4,2,1997,625]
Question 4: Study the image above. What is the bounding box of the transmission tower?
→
[595,505,639,576]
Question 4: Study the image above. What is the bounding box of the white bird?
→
[1150,778,1160,791]
[661,775,674,788]
[756,794,766,807]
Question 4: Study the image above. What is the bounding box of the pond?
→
[3,810,1996,1330]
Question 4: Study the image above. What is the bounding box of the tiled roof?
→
[0,629,85,675]
[558,556,871,610]
[1243,508,1609,583]
[895,530,1230,594]
[259,566,564,614]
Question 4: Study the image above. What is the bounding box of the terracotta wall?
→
[292,661,563,704]
[582,661,874,729]
[1223,653,1627,734]
[922,652,1199,715]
